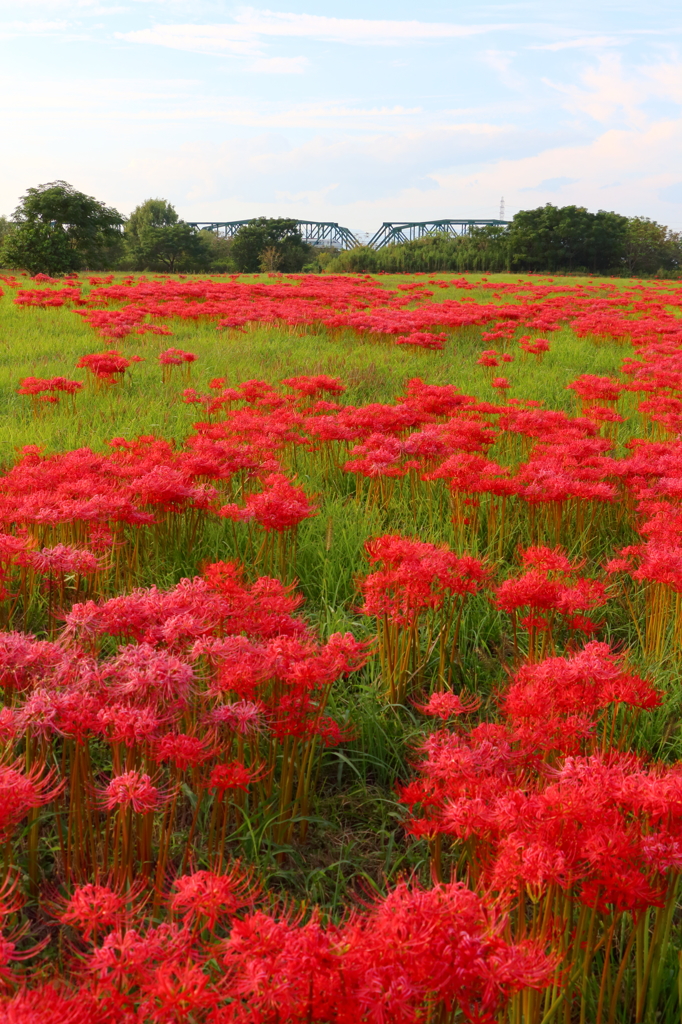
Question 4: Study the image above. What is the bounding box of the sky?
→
[2,1,682,236]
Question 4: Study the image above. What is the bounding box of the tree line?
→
[0,183,312,276]
[326,207,682,276]
[1,180,681,277]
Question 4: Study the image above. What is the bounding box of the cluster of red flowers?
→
[0,877,555,1024]
[2,270,682,1020]
[12,271,682,348]
[17,376,83,414]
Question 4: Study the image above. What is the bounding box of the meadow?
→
[0,267,680,1022]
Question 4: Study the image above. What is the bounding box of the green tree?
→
[123,198,213,273]
[325,226,511,274]
[623,217,682,276]
[125,198,178,245]
[0,180,124,274]
[1,222,79,276]
[197,230,236,272]
[132,223,210,273]
[231,218,311,273]
[507,204,628,273]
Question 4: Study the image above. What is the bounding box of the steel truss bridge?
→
[367,219,509,249]
[187,218,509,251]
[187,220,360,250]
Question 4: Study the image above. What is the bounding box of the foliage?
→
[622,216,682,275]
[327,207,682,277]
[125,197,178,240]
[123,198,211,273]
[0,180,123,274]
[198,229,236,272]
[328,226,512,274]
[507,204,629,272]
[129,221,210,273]
[1,220,81,276]
[231,217,312,273]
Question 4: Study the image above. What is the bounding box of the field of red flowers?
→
[0,268,680,1022]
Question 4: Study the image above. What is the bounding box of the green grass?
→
[0,271,632,459]
[0,270,673,910]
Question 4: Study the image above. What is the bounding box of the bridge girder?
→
[367,220,509,249]
[186,218,510,253]
[186,219,360,250]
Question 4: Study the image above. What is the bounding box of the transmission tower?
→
[499,196,505,220]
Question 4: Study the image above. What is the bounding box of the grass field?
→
[0,269,680,1022]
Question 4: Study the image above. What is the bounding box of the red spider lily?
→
[413,690,481,719]
[220,473,318,533]
[158,348,197,367]
[219,473,318,578]
[76,349,142,388]
[494,545,611,660]
[58,882,136,943]
[502,641,660,757]
[152,732,216,772]
[170,864,260,931]
[281,374,346,399]
[99,771,166,814]
[3,273,682,1019]
[518,335,550,360]
[359,534,489,702]
[207,761,259,794]
[23,544,99,577]
[477,348,500,368]
[18,376,82,396]
[0,985,99,1023]
[207,701,264,737]
[158,348,197,384]
[17,376,83,417]
[220,881,555,1024]
[394,331,447,349]
[567,374,623,411]
[0,761,63,841]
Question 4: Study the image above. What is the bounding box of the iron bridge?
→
[187,218,510,251]
[367,220,509,249]
[186,220,360,250]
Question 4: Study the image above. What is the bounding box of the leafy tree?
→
[326,246,378,273]
[125,198,178,245]
[326,227,511,274]
[123,198,211,273]
[231,218,311,273]
[623,217,682,276]
[130,223,210,273]
[0,180,123,274]
[197,230,236,272]
[507,204,628,273]
[1,222,79,276]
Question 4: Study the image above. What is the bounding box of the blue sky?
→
[2,1,682,235]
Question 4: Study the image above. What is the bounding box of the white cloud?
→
[231,9,512,44]
[544,52,682,130]
[0,1,125,14]
[117,11,513,57]
[480,50,524,90]
[117,24,261,56]
[0,75,496,130]
[0,19,68,37]
[530,36,622,52]
[248,55,308,73]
